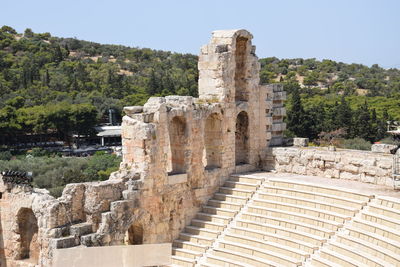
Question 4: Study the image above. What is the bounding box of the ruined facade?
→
[0,29,286,266]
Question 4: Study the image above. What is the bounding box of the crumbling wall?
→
[0,178,129,267]
[0,184,55,267]
[271,147,394,186]
[115,29,287,245]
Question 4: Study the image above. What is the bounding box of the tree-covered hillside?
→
[0,26,198,144]
[0,25,399,145]
[260,57,400,143]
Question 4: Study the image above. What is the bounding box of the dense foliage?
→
[0,26,198,144]
[260,57,400,97]
[261,57,400,143]
[1,26,399,145]
[286,88,389,143]
[0,151,121,197]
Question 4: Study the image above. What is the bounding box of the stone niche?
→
[16,208,39,262]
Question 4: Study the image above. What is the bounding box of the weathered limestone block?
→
[371,143,397,153]
[292,164,307,174]
[167,174,188,185]
[311,160,325,169]
[302,150,315,160]
[276,156,291,165]
[346,157,363,166]
[293,138,309,147]
[296,155,309,166]
[123,106,143,115]
[340,171,360,180]
[338,163,359,174]
[360,173,377,184]
[320,153,336,162]
[360,158,376,167]
[83,180,125,225]
[324,161,335,169]
[59,183,86,222]
[377,158,393,169]
[324,168,340,179]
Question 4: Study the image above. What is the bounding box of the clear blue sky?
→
[2,0,400,68]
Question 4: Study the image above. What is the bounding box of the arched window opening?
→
[235,36,249,102]
[125,223,144,245]
[235,111,249,165]
[204,113,223,169]
[16,208,39,263]
[169,116,187,174]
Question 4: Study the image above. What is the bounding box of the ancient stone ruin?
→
[0,29,285,266]
[1,29,400,267]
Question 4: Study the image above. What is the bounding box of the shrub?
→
[48,186,65,198]
[378,136,399,145]
[29,147,49,157]
[0,151,12,161]
[83,152,121,181]
[341,138,372,151]
[97,166,119,181]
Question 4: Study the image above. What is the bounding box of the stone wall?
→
[0,178,127,267]
[271,147,394,186]
[117,29,286,245]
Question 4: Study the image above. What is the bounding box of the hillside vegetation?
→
[0,150,121,197]
[260,58,400,143]
[0,26,399,145]
[0,26,197,144]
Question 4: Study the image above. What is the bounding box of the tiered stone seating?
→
[172,175,400,267]
[200,178,372,267]
[171,175,263,267]
[311,195,400,267]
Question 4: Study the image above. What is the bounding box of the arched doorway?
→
[235,36,249,102]
[235,111,249,165]
[204,113,223,169]
[125,223,143,245]
[16,208,39,263]
[169,116,187,174]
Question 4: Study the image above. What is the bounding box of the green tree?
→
[335,96,353,136]
[286,88,308,137]
[352,101,374,141]
[24,28,34,38]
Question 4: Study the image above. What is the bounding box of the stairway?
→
[50,222,93,249]
[171,173,400,267]
[171,174,264,267]
[50,198,134,249]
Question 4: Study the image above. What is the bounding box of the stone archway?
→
[235,36,249,102]
[235,111,249,165]
[125,223,144,245]
[169,116,187,174]
[16,208,39,263]
[204,113,223,169]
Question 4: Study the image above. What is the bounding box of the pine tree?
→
[287,88,308,137]
[335,95,352,136]
[147,69,159,95]
[353,101,373,141]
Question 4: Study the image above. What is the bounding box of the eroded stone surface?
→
[271,147,394,186]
